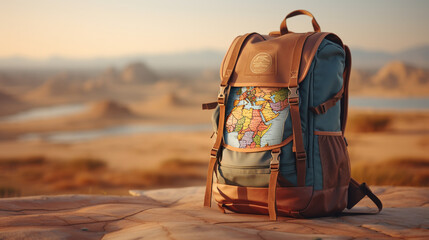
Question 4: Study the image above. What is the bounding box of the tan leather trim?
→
[220,36,240,81]
[213,183,313,217]
[314,131,342,136]
[222,135,293,153]
[225,32,344,88]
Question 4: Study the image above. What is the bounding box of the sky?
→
[1,0,429,59]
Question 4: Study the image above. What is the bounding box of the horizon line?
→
[1,44,428,61]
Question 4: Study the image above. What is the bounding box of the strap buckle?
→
[288,87,299,105]
[210,148,218,158]
[218,86,228,105]
[270,149,281,171]
[296,151,307,161]
[317,104,327,114]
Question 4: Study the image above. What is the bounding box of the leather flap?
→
[221,32,343,88]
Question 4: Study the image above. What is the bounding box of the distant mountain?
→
[372,61,429,88]
[349,60,429,96]
[0,45,427,71]
[351,45,429,69]
[0,50,225,71]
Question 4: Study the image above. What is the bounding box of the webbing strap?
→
[268,148,281,221]
[310,85,344,114]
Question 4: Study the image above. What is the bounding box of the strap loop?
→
[280,10,321,35]
[202,102,218,110]
[268,148,281,220]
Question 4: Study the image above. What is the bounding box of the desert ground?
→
[0,61,428,197]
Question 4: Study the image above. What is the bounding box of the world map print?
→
[224,87,290,149]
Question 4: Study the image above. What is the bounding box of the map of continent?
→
[224,87,290,149]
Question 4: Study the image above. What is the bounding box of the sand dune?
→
[0,90,28,116]
[85,100,138,119]
[121,62,157,84]
[24,73,86,102]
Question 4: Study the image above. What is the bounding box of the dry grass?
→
[1,153,427,198]
[0,156,206,197]
[352,157,429,186]
[348,113,392,132]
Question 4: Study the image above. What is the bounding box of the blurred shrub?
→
[348,113,392,132]
[352,157,429,186]
[0,186,21,198]
[0,156,45,168]
[69,158,107,171]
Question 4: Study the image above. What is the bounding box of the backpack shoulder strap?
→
[203,32,259,207]
[347,178,383,213]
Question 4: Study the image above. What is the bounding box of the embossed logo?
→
[250,52,272,74]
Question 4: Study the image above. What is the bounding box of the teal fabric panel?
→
[310,39,345,190]
[312,39,345,132]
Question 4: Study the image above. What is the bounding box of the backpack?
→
[202,10,382,220]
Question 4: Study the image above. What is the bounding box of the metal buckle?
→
[210,148,218,158]
[270,149,281,171]
[288,87,299,105]
[319,104,327,114]
[217,86,227,105]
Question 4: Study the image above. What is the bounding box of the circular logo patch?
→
[250,52,272,74]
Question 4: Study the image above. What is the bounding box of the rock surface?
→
[0,186,427,239]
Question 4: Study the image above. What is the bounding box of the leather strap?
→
[341,45,351,135]
[268,148,281,221]
[280,10,321,35]
[347,178,383,213]
[310,85,344,114]
[202,102,218,110]
[220,33,257,86]
[204,33,258,207]
[310,44,351,115]
[288,33,313,187]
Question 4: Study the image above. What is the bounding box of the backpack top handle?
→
[280,9,321,35]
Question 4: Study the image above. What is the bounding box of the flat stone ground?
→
[0,186,427,239]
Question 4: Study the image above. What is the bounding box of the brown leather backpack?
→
[202,10,382,220]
